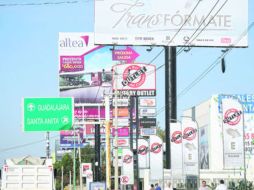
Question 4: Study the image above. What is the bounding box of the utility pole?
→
[165,47,177,169]
[73,126,76,190]
[105,95,111,189]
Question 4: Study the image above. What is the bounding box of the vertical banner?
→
[170,122,183,178]
[199,126,209,169]
[81,163,92,177]
[122,149,134,185]
[149,135,163,180]
[182,118,199,175]
[222,97,244,169]
[138,139,149,169]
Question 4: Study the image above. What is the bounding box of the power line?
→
[176,0,228,56]
[0,134,58,154]
[0,0,89,7]
[177,22,253,98]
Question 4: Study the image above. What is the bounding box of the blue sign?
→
[218,94,254,113]
[89,182,106,190]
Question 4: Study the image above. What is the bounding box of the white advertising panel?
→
[113,118,129,127]
[221,97,244,169]
[140,128,156,136]
[139,108,156,117]
[122,149,134,185]
[81,163,92,177]
[112,63,156,97]
[139,98,156,107]
[170,122,183,178]
[149,135,163,180]
[182,118,199,175]
[138,139,149,168]
[95,0,248,47]
[113,98,129,107]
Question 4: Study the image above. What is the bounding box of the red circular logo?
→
[150,143,162,154]
[171,131,182,144]
[138,145,148,155]
[123,154,132,164]
[224,108,242,126]
[121,176,129,184]
[122,65,146,88]
[183,127,197,141]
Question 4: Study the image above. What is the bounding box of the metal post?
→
[114,69,119,190]
[46,131,50,159]
[61,166,64,190]
[135,96,140,190]
[78,129,83,190]
[69,170,72,190]
[165,47,177,169]
[129,96,134,151]
[95,124,101,181]
[73,126,76,190]
[105,95,111,189]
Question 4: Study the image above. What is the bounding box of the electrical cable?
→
[0,0,91,7]
[177,0,228,56]
[0,134,59,154]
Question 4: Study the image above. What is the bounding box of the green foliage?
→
[156,127,165,142]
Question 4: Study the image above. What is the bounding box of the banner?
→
[122,149,134,185]
[149,135,163,180]
[182,118,199,175]
[94,0,248,47]
[199,126,209,169]
[222,97,244,169]
[170,122,183,178]
[138,139,149,169]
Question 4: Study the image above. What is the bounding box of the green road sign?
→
[23,97,73,131]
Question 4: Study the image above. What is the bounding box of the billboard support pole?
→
[165,47,177,169]
[130,96,134,151]
[104,95,111,189]
[95,123,101,181]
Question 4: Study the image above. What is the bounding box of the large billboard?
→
[59,33,157,103]
[94,0,248,47]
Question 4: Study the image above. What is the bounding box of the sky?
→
[0,0,253,166]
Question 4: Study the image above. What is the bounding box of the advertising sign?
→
[182,118,199,175]
[222,97,244,169]
[138,139,149,168]
[112,63,156,97]
[140,118,156,127]
[113,98,129,107]
[170,122,183,178]
[81,163,92,177]
[112,127,130,137]
[122,149,134,185]
[114,139,130,147]
[95,0,248,47]
[140,128,157,136]
[218,94,254,155]
[149,135,163,180]
[139,98,156,107]
[113,118,129,127]
[112,47,139,63]
[139,108,156,117]
[60,127,85,148]
[23,97,73,131]
[90,182,106,190]
[75,107,106,119]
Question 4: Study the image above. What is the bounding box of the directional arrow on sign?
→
[112,47,139,63]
